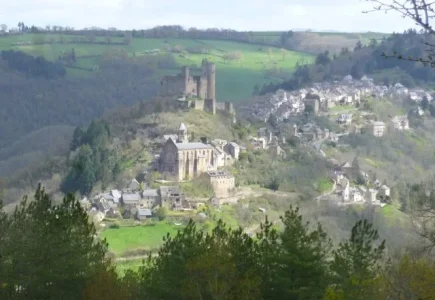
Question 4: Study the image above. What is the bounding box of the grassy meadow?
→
[101,222,184,255]
[0,34,314,102]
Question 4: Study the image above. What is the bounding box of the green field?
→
[101,204,240,256]
[380,204,411,226]
[101,222,183,255]
[0,34,314,102]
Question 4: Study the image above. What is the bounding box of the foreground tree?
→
[266,206,332,299]
[328,220,386,299]
[135,206,342,300]
[379,254,435,299]
[137,219,263,300]
[0,185,116,299]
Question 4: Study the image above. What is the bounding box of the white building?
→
[391,116,409,131]
[368,121,386,137]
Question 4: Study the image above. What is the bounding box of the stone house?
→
[391,116,409,131]
[212,147,228,168]
[159,186,186,210]
[365,189,378,203]
[258,128,273,143]
[329,133,339,142]
[95,197,111,214]
[378,185,391,199]
[337,114,352,125]
[269,143,284,158]
[137,208,153,220]
[224,142,241,160]
[141,189,160,208]
[350,188,364,202]
[207,171,235,198]
[368,121,386,137]
[250,137,267,149]
[121,192,141,208]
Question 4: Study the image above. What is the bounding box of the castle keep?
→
[160,60,216,100]
[160,59,234,115]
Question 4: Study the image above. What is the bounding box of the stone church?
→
[159,123,217,181]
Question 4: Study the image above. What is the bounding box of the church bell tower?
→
[178,123,188,143]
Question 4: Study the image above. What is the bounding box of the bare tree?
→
[364,0,435,67]
[0,24,7,32]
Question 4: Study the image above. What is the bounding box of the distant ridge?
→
[291,28,389,34]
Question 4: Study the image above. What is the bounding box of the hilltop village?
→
[81,61,274,222]
[81,67,428,223]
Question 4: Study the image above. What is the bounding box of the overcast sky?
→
[0,0,418,32]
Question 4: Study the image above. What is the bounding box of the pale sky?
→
[0,0,418,33]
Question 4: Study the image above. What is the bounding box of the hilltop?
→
[0,34,313,102]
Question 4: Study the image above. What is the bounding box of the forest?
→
[0,50,177,150]
[259,29,435,95]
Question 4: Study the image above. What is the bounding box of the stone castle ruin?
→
[160,59,234,115]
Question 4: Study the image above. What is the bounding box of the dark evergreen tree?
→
[329,220,386,299]
[0,185,114,299]
[266,206,332,299]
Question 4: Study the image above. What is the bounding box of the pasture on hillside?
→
[0,34,314,102]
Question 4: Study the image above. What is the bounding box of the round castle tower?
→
[206,62,216,100]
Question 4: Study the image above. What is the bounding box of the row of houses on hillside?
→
[240,74,435,123]
[82,179,189,222]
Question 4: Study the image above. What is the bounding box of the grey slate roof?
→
[122,193,141,203]
[138,208,153,217]
[174,142,212,150]
[159,186,182,196]
[142,189,159,197]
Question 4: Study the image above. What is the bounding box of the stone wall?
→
[194,99,205,110]
[160,75,184,96]
[204,98,216,114]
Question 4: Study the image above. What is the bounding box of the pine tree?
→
[266,206,332,299]
[329,220,385,299]
[0,185,113,299]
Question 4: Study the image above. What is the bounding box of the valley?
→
[2,20,435,297]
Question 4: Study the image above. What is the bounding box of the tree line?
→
[259,29,435,95]
[1,50,66,79]
[1,185,435,299]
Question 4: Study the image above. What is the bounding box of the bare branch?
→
[363,0,435,34]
